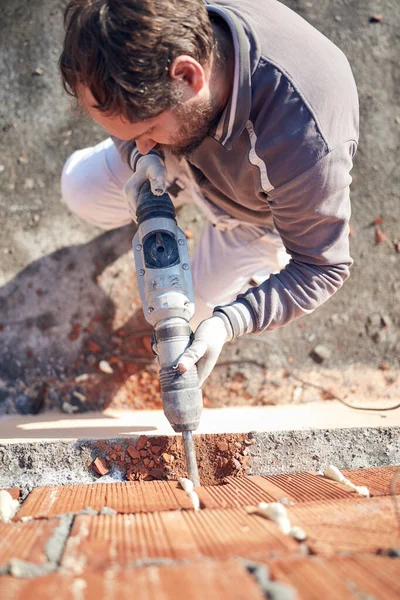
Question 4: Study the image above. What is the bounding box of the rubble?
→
[369,14,383,22]
[61,401,79,414]
[375,227,388,244]
[99,360,113,374]
[92,457,110,476]
[310,345,331,364]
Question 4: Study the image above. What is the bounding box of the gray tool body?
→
[132,181,202,485]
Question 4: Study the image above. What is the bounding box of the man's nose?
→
[136,138,157,154]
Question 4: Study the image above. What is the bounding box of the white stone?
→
[0,490,19,523]
[99,360,113,374]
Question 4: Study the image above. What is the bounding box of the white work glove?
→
[123,153,167,219]
[176,315,232,387]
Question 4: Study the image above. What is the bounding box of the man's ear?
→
[170,55,206,95]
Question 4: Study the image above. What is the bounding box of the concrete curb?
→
[247,427,400,475]
[1,426,399,489]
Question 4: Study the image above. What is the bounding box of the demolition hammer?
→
[132,181,202,486]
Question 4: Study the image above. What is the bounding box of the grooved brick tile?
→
[0,518,60,566]
[287,496,400,555]
[342,465,400,497]
[181,507,299,559]
[262,472,353,503]
[269,555,400,600]
[2,489,20,500]
[16,484,106,519]
[197,476,294,509]
[0,560,266,600]
[61,512,202,572]
[335,554,400,597]
[61,509,298,572]
[16,480,193,519]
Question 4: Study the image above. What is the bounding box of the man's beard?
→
[156,98,221,158]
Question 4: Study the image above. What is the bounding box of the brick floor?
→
[269,555,400,600]
[0,518,60,567]
[0,560,266,600]
[61,509,298,572]
[17,480,193,519]
[2,466,400,599]
[342,465,400,497]
[287,495,400,555]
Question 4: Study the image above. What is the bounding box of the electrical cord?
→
[256,337,400,412]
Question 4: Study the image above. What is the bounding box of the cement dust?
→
[179,477,200,510]
[324,465,370,497]
[0,490,19,522]
[251,502,307,541]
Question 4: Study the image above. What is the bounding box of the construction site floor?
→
[1,465,400,599]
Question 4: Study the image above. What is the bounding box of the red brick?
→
[106,480,194,512]
[287,496,400,555]
[86,339,101,353]
[197,473,352,509]
[128,559,266,599]
[62,512,202,572]
[247,476,296,502]
[136,435,148,450]
[337,555,400,597]
[62,509,298,572]
[0,519,59,566]
[16,481,193,519]
[262,472,353,502]
[269,555,400,600]
[126,445,140,460]
[181,508,298,560]
[197,476,295,509]
[342,465,400,497]
[92,458,109,476]
[16,484,107,519]
[0,560,265,599]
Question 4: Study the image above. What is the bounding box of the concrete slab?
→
[0,401,399,442]
[0,402,399,488]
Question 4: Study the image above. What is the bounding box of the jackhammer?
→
[132,181,202,486]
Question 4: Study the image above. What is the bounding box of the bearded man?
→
[60,0,358,385]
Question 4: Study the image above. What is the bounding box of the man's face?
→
[78,86,219,158]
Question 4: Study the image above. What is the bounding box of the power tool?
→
[132,181,202,486]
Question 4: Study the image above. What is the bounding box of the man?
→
[60,0,358,386]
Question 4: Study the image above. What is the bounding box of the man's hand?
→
[123,154,167,217]
[176,315,232,387]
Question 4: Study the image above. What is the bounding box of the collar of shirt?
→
[206,4,253,150]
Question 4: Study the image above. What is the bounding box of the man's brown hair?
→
[60,0,215,122]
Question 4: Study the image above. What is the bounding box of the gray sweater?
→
[114,0,359,338]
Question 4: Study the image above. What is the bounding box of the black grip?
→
[159,364,200,393]
[136,181,176,225]
[159,364,203,432]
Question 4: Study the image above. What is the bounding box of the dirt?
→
[92,433,252,486]
[0,0,399,416]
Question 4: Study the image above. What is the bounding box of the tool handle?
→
[158,350,202,432]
